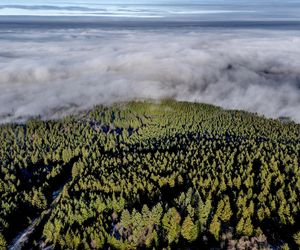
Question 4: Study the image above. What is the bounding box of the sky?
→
[0,0,300,20]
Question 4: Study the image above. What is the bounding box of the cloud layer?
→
[1,1,300,21]
[0,2,249,19]
[0,28,300,123]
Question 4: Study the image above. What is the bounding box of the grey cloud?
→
[0,5,101,11]
[0,29,300,123]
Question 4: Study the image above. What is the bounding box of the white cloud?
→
[0,28,300,123]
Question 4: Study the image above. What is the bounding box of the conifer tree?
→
[162,208,181,244]
[209,215,221,240]
[181,216,198,242]
[0,233,7,250]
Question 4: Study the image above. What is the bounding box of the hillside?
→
[0,100,299,249]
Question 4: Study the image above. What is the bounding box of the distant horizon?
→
[0,0,300,21]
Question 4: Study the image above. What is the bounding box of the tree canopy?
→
[0,100,299,249]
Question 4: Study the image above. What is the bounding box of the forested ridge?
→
[0,100,299,250]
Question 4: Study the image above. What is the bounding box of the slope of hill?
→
[0,100,299,249]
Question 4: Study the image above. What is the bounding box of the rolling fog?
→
[0,28,300,123]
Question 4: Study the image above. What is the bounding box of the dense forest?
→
[0,100,299,250]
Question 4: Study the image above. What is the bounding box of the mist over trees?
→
[0,100,299,249]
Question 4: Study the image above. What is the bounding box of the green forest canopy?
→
[0,100,299,249]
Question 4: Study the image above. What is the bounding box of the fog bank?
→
[1,28,300,123]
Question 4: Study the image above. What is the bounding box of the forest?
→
[0,100,299,250]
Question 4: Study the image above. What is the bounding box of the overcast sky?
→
[0,0,299,20]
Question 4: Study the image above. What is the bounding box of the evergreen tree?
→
[294,231,300,247]
[181,216,198,242]
[162,208,181,244]
[0,233,6,250]
[209,215,221,240]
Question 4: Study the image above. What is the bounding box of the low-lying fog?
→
[1,27,300,123]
